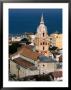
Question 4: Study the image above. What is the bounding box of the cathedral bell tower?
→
[34,14,50,56]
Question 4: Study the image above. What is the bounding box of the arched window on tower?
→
[48,43,49,45]
[40,43,42,45]
[56,36,58,38]
[43,47,44,50]
[43,33,44,37]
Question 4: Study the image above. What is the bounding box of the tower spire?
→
[40,13,44,24]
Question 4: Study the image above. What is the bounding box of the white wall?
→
[12,36,22,42]
[10,60,18,76]
[10,60,39,78]
[38,62,57,74]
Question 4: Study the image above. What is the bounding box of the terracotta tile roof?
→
[24,45,34,50]
[11,45,39,61]
[20,46,39,60]
[52,71,62,78]
[13,57,34,68]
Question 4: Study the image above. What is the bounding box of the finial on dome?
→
[55,30,59,34]
[40,13,44,24]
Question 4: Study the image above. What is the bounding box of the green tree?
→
[21,38,31,45]
[49,45,59,58]
[9,42,21,54]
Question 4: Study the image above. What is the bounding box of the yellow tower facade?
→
[34,14,50,56]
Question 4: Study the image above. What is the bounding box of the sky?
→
[9,9,62,35]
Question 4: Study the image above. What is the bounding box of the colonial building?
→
[50,33,62,49]
[9,45,59,79]
[9,14,63,81]
[34,14,50,56]
[37,55,57,75]
[10,57,39,78]
[9,45,40,78]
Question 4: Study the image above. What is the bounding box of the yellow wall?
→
[50,34,62,49]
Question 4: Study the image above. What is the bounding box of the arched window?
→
[40,43,42,45]
[43,33,44,37]
[43,47,44,50]
[50,38,52,40]
[43,42,44,45]
[48,43,49,45]
[43,64,45,67]
[56,36,58,38]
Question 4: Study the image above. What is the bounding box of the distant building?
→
[9,36,12,45]
[12,36,22,42]
[50,33,62,49]
[29,34,35,45]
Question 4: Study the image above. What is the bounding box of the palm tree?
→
[49,45,60,58]
[16,64,20,80]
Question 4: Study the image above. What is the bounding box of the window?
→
[43,47,44,50]
[43,33,44,37]
[43,64,45,67]
[48,43,49,45]
[50,38,52,40]
[56,36,58,38]
[43,42,44,45]
[40,43,42,45]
